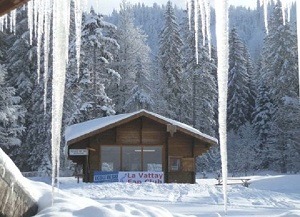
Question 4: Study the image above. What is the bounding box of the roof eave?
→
[0,0,30,16]
[67,110,218,147]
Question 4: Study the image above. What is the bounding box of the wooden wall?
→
[167,132,195,183]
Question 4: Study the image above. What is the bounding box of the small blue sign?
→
[94,171,119,183]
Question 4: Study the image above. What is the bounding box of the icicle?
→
[43,0,52,114]
[287,2,291,23]
[0,15,8,32]
[37,1,45,84]
[0,14,8,30]
[34,0,38,38]
[260,0,270,34]
[187,0,192,30]
[0,17,3,32]
[199,0,206,46]
[74,0,83,78]
[297,1,300,99]
[10,10,16,34]
[215,0,229,213]
[27,0,34,45]
[194,0,199,64]
[281,0,287,25]
[51,0,71,199]
[5,13,8,30]
[204,0,211,59]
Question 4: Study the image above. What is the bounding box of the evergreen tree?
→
[0,64,25,148]
[259,2,299,173]
[252,83,275,169]
[66,8,119,124]
[124,57,154,111]
[158,0,183,120]
[227,123,258,175]
[227,28,254,131]
[5,8,51,172]
[113,1,154,113]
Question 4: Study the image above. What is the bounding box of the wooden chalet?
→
[65,110,218,184]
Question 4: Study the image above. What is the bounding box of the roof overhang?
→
[66,110,218,147]
[0,0,30,16]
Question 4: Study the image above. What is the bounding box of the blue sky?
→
[89,0,257,15]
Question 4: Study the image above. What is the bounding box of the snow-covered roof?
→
[65,109,218,146]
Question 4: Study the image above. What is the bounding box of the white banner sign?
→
[118,172,164,183]
[69,149,88,156]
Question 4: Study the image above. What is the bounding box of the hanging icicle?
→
[10,10,16,34]
[287,3,291,22]
[188,0,192,31]
[51,0,71,196]
[281,0,287,25]
[281,0,293,23]
[37,0,44,84]
[33,0,38,38]
[260,0,270,34]
[0,15,7,32]
[204,0,211,59]
[74,0,83,78]
[43,0,52,114]
[199,0,206,46]
[194,0,199,64]
[0,10,16,34]
[27,0,34,45]
[215,0,229,213]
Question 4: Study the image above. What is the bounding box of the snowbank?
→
[28,174,300,217]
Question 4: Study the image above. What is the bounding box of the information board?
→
[118,171,164,183]
[93,171,164,183]
[69,149,88,156]
[94,171,119,183]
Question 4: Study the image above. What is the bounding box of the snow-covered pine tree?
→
[124,56,154,112]
[158,0,183,120]
[67,8,119,123]
[259,2,299,173]
[227,28,254,132]
[112,0,154,113]
[0,64,24,149]
[1,8,51,172]
[252,83,275,169]
[227,123,258,175]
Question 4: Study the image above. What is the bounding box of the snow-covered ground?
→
[27,173,300,217]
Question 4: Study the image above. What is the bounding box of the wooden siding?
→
[117,119,141,145]
[142,118,166,145]
[168,132,193,157]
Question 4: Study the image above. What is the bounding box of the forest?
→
[0,0,299,175]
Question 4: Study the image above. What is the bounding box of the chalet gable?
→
[65,110,218,146]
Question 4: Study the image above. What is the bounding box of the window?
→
[100,145,162,172]
[101,146,120,171]
[143,146,162,171]
[169,156,181,171]
[122,146,142,171]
